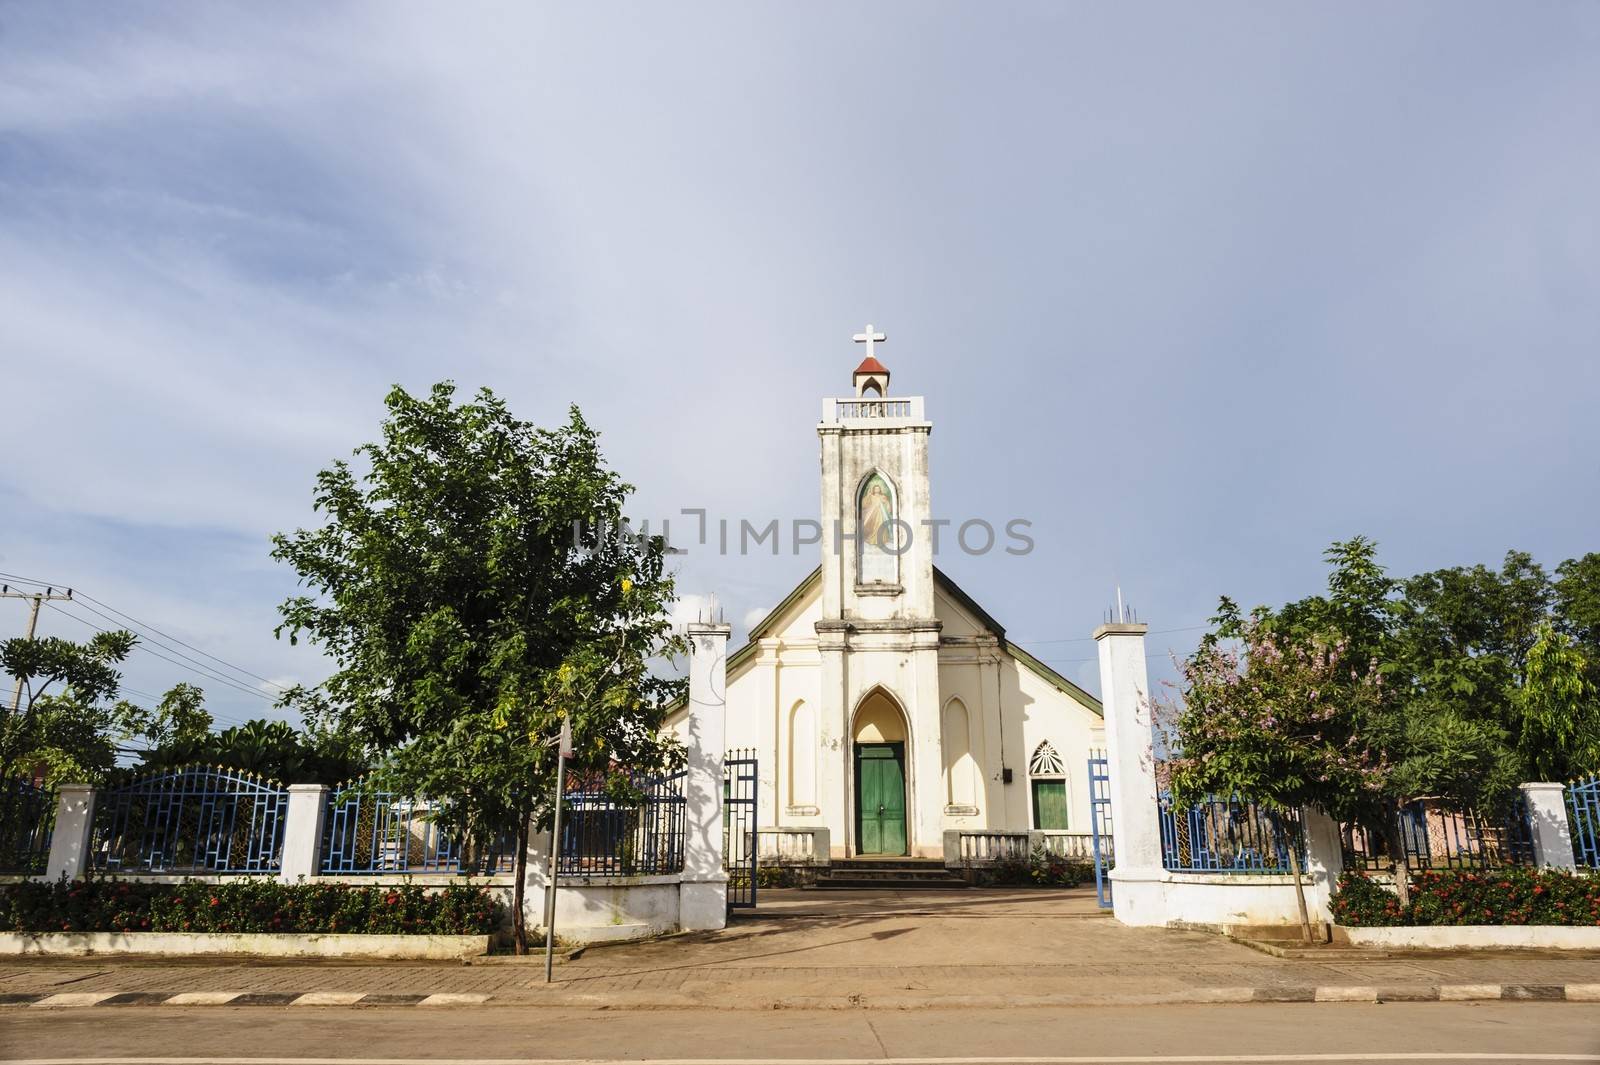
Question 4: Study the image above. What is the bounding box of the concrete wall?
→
[533,876,686,944]
[0,931,489,959]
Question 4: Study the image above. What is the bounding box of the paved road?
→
[5,889,1598,1009]
[3,1002,1599,1063]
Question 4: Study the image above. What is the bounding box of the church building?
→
[670,332,1105,859]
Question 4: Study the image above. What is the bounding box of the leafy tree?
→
[135,717,366,785]
[1517,623,1599,782]
[137,683,214,750]
[1163,618,1385,940]
[1555,553,1600,690]
[271,383,684,953]
[0,630,140,787]
[1184,539,1532,906]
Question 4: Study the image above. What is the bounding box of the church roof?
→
[666,565,1102,717]
[853,355,889,376]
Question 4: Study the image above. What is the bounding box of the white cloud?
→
[2,1,1596,723]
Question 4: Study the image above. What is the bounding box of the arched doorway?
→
[852,688,909,855]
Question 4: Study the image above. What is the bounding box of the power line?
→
[116,686,257,730]
[44,602,283,708]
[60,597,285,704]
[0,571,70,589]
[0,570,291,696]
[73,589,291,693]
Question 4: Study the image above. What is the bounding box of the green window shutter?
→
[1031,779,1068,830]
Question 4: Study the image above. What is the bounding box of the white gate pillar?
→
[1094,622,1167,926]
[680,621,731,931]
[45,785,96,882]
[1521,782,1576,871]
[279,784,329,882]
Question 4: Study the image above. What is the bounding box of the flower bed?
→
[985,846,1090,888]
[1331,868,1600,927]
[0,878,499,936]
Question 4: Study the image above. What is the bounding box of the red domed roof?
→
[854,356,889,376]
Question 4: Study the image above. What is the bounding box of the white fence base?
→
[0,931,488,960]
[1338,925,1600,951]
[1112,867,1334,929]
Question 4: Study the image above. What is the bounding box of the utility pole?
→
[1,585,74,715]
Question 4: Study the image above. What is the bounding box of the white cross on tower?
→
[852,323,886,360]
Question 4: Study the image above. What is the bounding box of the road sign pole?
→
[544,717,572,984]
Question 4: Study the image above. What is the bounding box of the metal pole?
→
[8,596,41,715]
[544,728,568,984]
[3,588,63,715]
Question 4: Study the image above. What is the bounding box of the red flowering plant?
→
[1158,608,1387,942]
[0,878,499,935]
[1332,868,1600,927]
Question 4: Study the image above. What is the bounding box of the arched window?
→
[856,470,900,585]
[787,700,817,812]
[1029,741,1068,830]
[942,698,977,812]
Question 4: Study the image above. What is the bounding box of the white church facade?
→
[669,337,1105,859]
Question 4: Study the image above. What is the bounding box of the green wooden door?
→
[855,743,907,855]
[1032,779,1069,830]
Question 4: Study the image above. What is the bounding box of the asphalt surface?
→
[3,1002,1599,1063]
[6,889,1599,1010]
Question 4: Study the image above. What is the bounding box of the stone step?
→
[811,877,970,890]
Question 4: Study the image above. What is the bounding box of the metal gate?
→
[723,750,758,910]
[1088,753,1113,909]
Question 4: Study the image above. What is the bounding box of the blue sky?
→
[2,2,1597,729]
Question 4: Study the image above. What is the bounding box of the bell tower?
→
[817,326,935,624]
[816,324,944,858]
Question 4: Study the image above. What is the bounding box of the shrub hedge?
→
[1331,868,1600,927]
[986,846,1090,888]
[0,878,500,936]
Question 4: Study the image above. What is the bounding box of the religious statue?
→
[858,473,899,583]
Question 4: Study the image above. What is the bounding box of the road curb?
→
[4,984,1600,1009]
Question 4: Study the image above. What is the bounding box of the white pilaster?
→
[279,784,328,883]
[680,621,731,930]
[45,785,96,882]
[909,641,944,857]
[1521,782,1577,871]
[1094,622,1166,926]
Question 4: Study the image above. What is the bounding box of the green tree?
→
[1518,623,1600,782]
[136,716,366,785]
[137,683,214,750]
[0,630,141,787]
[1163,618,1386,940]
[271,383,684,953]
[1186,538,1524,906]
[1555,553,1600,691]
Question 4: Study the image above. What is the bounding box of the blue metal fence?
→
[1087,753,1113,908]
[320,780,514,875]
[0,778,54,874]
[723,751,758,910]
[558,767,686,877]
[93,766,287,874]
[1569,775,1599,869]
[1341,798,1533,871]
[1159,794,1305,874]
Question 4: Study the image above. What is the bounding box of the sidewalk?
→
[4,888,1599,1009]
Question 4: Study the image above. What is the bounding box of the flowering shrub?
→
[0,878,499,935]
[1331,868,1600,926]
[987,846,1089,888]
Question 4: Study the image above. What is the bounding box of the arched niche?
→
[942,697,978,812]
[856,470,900,586]
[852,687,908,743]
[786,699,817,811]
